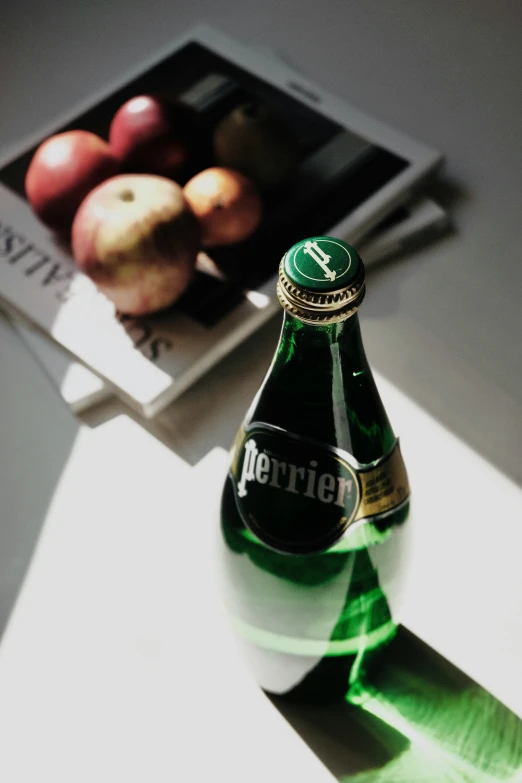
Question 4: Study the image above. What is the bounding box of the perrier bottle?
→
[219,236,410,702]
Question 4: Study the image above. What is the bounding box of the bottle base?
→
[263,654,360,704]
[262,639,394,705]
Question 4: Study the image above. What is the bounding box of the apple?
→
[213,102,298,190]
[183,167,262,246]
[25,130,118,233]
[109,95,201,179]
[71,174,201,315]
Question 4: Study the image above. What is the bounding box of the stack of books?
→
[0,26,446,418]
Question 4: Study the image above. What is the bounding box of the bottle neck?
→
[276,310,366,366]
[248,311,396,464]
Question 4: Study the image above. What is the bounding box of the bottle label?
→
[230,423,410,555]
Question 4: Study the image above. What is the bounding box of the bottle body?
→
[219,310,410,702]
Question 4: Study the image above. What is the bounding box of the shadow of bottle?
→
[270,627,522,782]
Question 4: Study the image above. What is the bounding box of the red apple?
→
[183,167,262,246]
[71,174,201,315]
[109,95,198,178]
[25,130,118,233]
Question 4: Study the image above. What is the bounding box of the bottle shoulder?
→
[247,363,396,463]
[242,313,396,463]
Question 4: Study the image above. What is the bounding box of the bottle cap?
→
[277,236,366,324]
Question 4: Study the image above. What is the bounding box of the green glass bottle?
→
[219,236,410,702]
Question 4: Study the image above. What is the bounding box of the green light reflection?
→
[272,629,522,783]
[346,682,522,782]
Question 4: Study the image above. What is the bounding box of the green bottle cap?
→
[277,235,366,324]
[283,236,361,292]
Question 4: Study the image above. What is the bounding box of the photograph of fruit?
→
[213,102,298,190]
[184,167,262,246]
[25,130,118,234]
[23,90,268,316]
[108,95,210,183]
[71,174,201,315]
[0,41,408,325]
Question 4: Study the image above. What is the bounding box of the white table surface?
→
[0,334,521,781]
[0,412,340,782]
[1,2,522,777]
